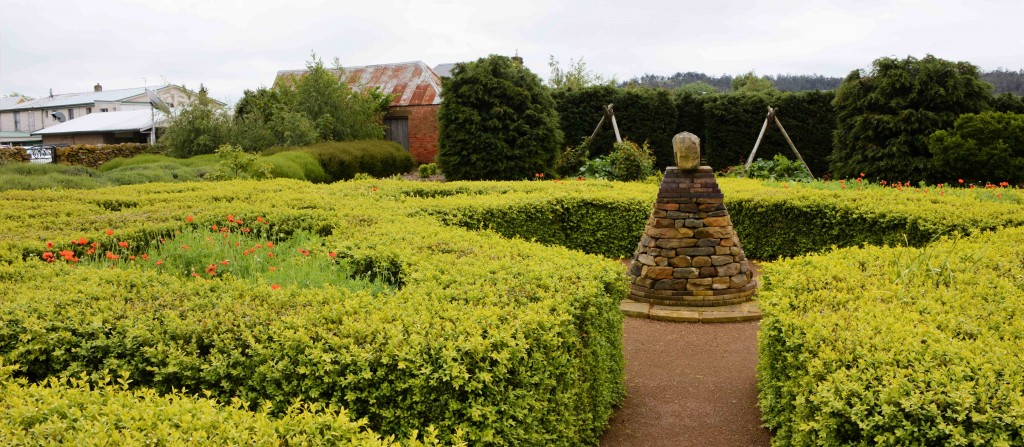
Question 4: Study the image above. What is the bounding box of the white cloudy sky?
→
[1,0,1021,105]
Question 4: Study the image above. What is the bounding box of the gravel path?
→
[600,318,771,446]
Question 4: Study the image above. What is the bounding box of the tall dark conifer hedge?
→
[437,55,563,180]
[829,55,991,182]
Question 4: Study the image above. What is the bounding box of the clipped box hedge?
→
[3,175,1024,445]
[757,228,1024,445]
[0,367,420,446]
[0,179,625,446]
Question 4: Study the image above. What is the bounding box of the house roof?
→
[6,85,173,110]
[276,61,442,107]
[0,97,28,110]
[31,110,164,135]
[432,63,457,78]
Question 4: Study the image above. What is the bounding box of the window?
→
[86,107,92,114]
[100,108,108,112]
[68,109,74,120]
[13,112,20,131]
[27,112,36,130]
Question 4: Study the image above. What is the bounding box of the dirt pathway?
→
[600,318,771,446]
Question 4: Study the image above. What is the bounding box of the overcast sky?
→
[2,0,1022,106]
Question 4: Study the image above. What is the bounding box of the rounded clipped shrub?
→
[268,140,413,181]
[438,55,564,180]
[263,151,330,183]
[929,111,1024,184]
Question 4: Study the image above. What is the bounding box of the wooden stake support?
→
[585,104,623,145]
[744,107,814,179]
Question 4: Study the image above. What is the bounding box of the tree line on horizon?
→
[624,68,1024,95]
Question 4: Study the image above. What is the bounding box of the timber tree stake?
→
[744,107,814,179]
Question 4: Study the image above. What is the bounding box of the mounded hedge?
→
[758,228,1024,445]
[266,140,415,181]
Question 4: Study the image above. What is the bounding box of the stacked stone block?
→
[627,166,757,306]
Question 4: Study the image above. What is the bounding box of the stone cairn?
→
[626,132,757,306]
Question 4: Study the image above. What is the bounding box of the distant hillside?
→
[626,69,1024,95]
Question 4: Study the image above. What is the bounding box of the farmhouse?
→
[31,109,163,146]
[0,84,195,146]
[276,61,443,164]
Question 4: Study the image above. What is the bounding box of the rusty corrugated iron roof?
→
[275,61,442,107]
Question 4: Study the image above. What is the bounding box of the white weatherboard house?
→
[32,109,165,146]
[0,84,193,145]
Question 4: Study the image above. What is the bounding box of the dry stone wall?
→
[0,147,30,163]
[55,143,154,167]
[627,166,757,306]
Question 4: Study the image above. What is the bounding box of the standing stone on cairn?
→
[626,132,757,307]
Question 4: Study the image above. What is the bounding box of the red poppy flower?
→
[270,284,281,290]
[106,251,120,260]
[46,241,54,249]
[269,266,278,272]
[328,252,337,258]
[212,225,219,231]
[118,241,129,248]
[155,260,164,266]
[186,215,194,223]
[106,229,114,236]
[266,242,274,248]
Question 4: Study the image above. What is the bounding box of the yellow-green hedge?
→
[3,176,1024,445]
[0,179,625,446]
[757,228,1024,445]
[0,366,434,446]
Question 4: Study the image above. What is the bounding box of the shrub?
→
[264,151,331,183]
[417,162,438,178]
[743,154,813,182]
[830,55,991,182]
[929,112,1024,184]
[555,138,590,178]
[210,144,271,180]
[275,140,413,181]
[161,87,233,158]
[578,156,613,180]
[606,139,655,181]
[438,55,564,180]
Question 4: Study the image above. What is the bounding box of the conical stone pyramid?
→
[626,133,757,307]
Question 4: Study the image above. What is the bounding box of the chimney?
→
[49,89,54,98]
[94,83,102,92]
[511,50,524,66]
